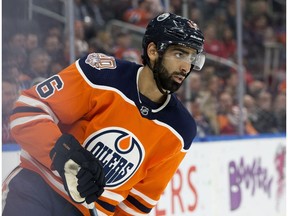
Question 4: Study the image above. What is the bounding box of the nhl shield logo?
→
[83,127,145,188]
[140,106,149,116]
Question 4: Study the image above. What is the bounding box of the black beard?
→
[153,59,183,93]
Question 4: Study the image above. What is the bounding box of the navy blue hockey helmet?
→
[142,12,205,71]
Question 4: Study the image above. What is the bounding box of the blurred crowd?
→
[2,0,286,143]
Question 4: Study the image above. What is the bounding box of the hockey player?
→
[2,12,205,216]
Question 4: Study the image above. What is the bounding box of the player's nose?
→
[180,62,191,75]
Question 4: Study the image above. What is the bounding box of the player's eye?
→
[174,52,197,64]
[175,52,184,59]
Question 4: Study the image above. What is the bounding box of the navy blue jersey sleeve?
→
[77,53,141,90]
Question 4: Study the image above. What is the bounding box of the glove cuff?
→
[50,133,82,171]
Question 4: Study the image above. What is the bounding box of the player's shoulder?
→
[167,95,197,150]
[77,52,142,85]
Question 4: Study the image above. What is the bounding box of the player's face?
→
[153,45,197,92]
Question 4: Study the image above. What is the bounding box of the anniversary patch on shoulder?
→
[85,53,117,70]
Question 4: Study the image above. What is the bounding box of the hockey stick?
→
[86,202,98,216]
[89,207,98,216]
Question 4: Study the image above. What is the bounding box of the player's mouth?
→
[172,74,185,84]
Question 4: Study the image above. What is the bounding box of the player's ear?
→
[147,42,159,64]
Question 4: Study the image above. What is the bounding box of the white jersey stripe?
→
[21,150,66,193]
[118,202,148,215]
[130,188,158,205]
[10,115,54,129]
[16,95,59,123]
[94,209,107,216]
[101,190,125,203]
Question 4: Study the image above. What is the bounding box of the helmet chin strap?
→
[153,71,170,95]
[147,57,170,95]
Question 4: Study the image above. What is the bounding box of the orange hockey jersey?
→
[9,53,197,215]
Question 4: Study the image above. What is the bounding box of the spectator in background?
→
[63,39,82,66]
[26,48,51,84]
[7,31,26,50]
[2,75,19,144]
[247,79,266,98]
[203,23,225,57]
[225,0,237,31]
[189,72,202,100]
[245,1,273,73]
[145,0,164,16]
[189,95,214,137]
[199,74,221,135]
[113,30,141,64]
[4,47,28,73]
[189,7,203,27]
[74,20,89,57]
[108,0,133,20]
[169,0,182,15]
[113,31,133,58]
[3,63,31,90]
[46,23,63,39]
[200,64,217,86]
[25,33,39,55]
[223,72,239,101]
[243,94,258,124]
[123,0,153,27]
[251,91,278,133]
[264,26,278,44]
[88,29,114,55]
[44,34,63,62]
[278,79,286,94]
[122,49,142,64]
[3,31,30,86]
[273,93,286,133]
[221,26,237,59]
[217,91,258,135]
[202,0,225,21]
